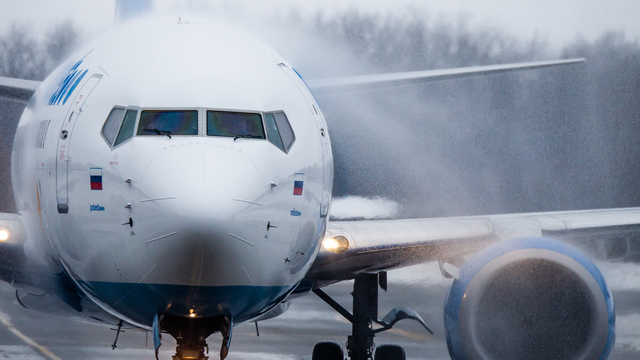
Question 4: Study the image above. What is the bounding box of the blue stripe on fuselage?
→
[82,281,292,326]
[62,69,88,105]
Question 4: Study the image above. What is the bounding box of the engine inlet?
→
[445,238,614,360]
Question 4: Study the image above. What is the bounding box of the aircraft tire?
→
[312,341,344,360]
[374,344,406,360]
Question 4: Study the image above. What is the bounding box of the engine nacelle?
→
[444,237,614,360]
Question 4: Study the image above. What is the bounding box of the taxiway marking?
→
[0,310,62,360]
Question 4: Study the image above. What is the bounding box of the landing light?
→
[323,236,349,254]
[0,229,8,242]
[189,309,196,318]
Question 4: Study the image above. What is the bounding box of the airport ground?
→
[1,263,640,360]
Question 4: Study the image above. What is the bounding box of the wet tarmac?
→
[1,262,640,359]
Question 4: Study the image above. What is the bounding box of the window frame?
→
[205,108,267,141]
[114,107,141,147]
[204,108,296,153]
[137,107,201,138]
[101,106,125,147]
[267,111,296,153]
[101,106,142,149]
[100,106,296,154]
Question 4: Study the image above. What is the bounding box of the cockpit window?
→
[114,109,138,146]
[264,113,285,151]
[207,111,265,139]
[137,110,198,136]
[101,107,125,146]
[264,111,295,153]
[102,107,295,152]
[274,113,295,151]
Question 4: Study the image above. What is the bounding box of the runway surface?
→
[1,262,640,360]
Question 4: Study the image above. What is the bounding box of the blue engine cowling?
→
[444,237,615,360]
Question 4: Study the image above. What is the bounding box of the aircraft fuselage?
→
[11,18,333,327]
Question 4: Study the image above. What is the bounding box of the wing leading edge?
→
[306,208,640,283]
[306,58,585,92]
[0,76,41,103]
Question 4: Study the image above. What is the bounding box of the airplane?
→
[0,4,638,360]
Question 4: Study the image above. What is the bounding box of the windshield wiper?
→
[233,133,252,141]
[144,128,172,139]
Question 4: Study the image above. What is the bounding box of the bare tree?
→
[0,21,79,81]
[45,20,79,69]
[0,24,47,80]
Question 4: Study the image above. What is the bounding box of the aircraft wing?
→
[0,76,41,103]
[306,58,585,92]
[306,207,640,282]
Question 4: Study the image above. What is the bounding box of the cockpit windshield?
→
[137,110,198,136]
[207,111,265,139]
[102,107,293,151]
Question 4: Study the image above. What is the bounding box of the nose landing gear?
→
[154,313,233,360]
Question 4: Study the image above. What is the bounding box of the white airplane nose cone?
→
[138,144,266,286]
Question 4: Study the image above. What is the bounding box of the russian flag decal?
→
[293,173,304,196]
[90,168,103,190]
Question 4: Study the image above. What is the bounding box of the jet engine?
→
[444,237,615,360]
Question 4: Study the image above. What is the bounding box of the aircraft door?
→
[278,64,333,217]
[56,74,102,213]
[317,120,333,217]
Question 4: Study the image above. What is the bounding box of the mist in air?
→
[283,10,640,219]
[1,6,640,220]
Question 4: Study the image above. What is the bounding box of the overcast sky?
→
[1,0,639,51]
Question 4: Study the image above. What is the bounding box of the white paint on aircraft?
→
[11,16,332,325]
